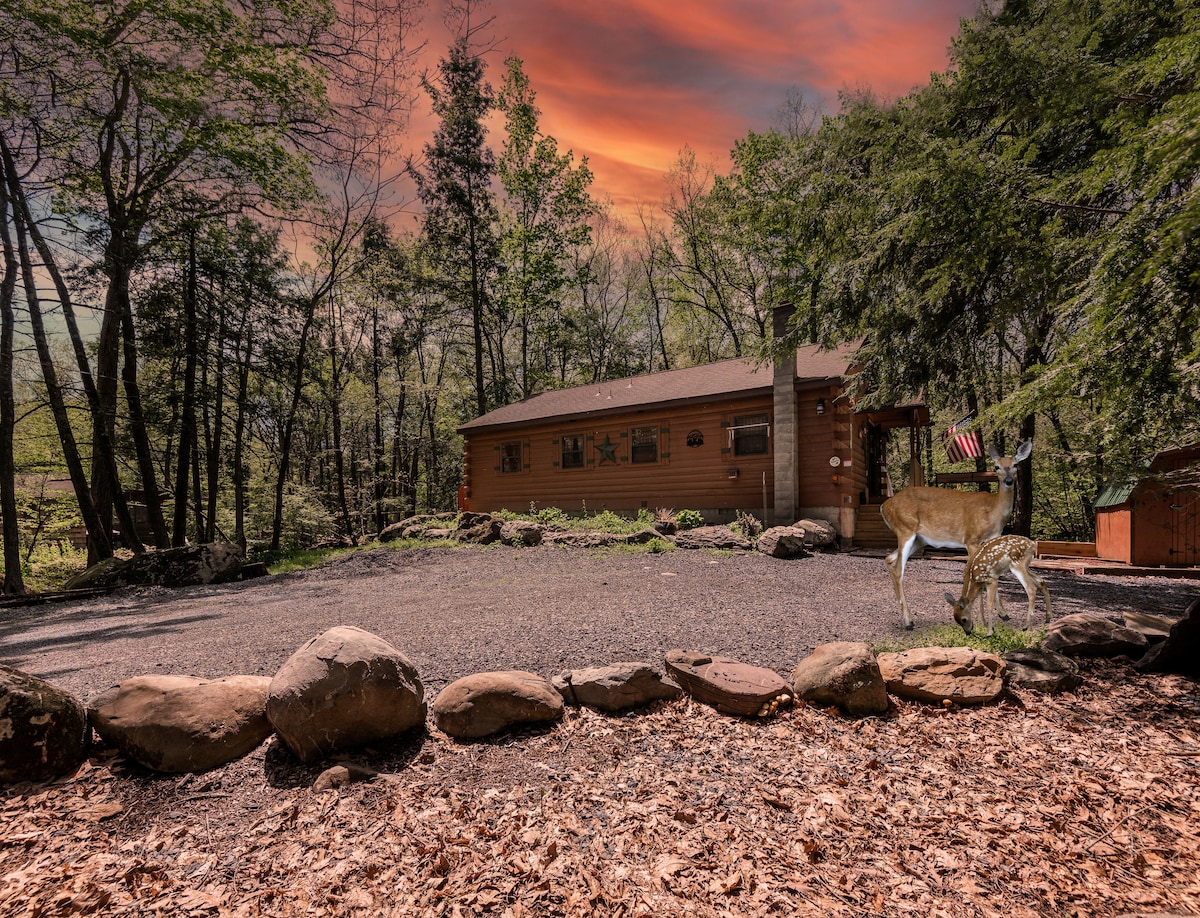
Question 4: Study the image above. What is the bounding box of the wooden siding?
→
[794,383,858,511]
[1094,444,1200,566]
[1096,506,1133,563]
[462,394,779,518]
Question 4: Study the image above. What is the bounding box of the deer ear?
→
[944,592,957,606]
[988,444,1001,463]
[1014,439,1033,463]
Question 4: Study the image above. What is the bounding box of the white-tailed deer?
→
[944,534,1051,635]
[882,439,1032,629]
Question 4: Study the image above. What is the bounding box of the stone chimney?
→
[772,304,798,525]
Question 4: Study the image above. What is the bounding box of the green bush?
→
[675,509,703,530]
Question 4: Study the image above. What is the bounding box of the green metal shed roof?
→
[1094,480,1137,509]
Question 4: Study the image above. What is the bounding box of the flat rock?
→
[89,675,272,773]
[664,650,790,716]
[791,642,889,716]
[1042,611,1149,658]
[552,662,680,711]
[756,526,811,559]
[877,647,1006,706]
[1003,649,1082,693]
[64,542,244,590]
[1136,597,1200,678]
[433,671,564,739]
[0,666,91,784]
[267,626,426,763]
[1123,610,1175,642]
[673,526,752,551]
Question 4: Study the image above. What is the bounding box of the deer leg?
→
[982,580,998,636]
[994,589,1011,622]
[1009,566,1044,629]
[886,535,919,630]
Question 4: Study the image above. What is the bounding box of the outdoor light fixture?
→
[816,398,826,415]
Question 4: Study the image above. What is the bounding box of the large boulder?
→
[877,647,1006,706]
[673,526,752,551]
[89,675,272,773]
[755,526,810,559]
[664,650,791,717]
[453,514,503,544]
[500,520,544,546]
[267,626,426,763]
[794,518,838,548]
[1003,649,1082,694]
[64,542,244,591]
[433,671,564,740]
[1136,598,1200,678]
[0,666,91,784]
[552,663,680,712]
[791,642,889,716]
[1042,612,1149,658]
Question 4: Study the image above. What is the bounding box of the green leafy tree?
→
[411,32,499,418]
[495,56,595,398]
[0,0,330,553]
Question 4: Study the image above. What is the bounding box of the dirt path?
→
[4,544,1197,702]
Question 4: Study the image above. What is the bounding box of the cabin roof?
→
[458,343,857,433]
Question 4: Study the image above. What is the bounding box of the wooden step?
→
[852,505,894,549]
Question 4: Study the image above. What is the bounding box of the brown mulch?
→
[2,545,1200,917]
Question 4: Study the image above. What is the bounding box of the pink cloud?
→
[412,0,978,216]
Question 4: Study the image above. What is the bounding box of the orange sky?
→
[413,0,980,218]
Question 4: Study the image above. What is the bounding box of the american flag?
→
[943,414,984,463]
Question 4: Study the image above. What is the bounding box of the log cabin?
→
[457,309,928,544]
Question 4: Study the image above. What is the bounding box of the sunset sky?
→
[415,0,981,216]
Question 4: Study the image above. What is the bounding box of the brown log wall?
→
[462,394,781,519]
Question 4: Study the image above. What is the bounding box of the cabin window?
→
[500,441,522,473]
[630,425,658,464]
[561,434,585,469]
[731,414,769,456]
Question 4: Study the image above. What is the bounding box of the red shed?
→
[1094,444,1200,566]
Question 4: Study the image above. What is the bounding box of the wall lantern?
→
[815,398,826,416]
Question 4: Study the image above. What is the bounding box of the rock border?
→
[6,600,1173,789]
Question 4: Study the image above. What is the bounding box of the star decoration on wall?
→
[595,435,618,464]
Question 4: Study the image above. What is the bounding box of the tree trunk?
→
[205,299,227,544]
[0,137,141,558]
[173,228,200,546]
[0,178,25,594]
[371,306,386,534]
[9,197,111,561]
[232,323,254,552]
[271,297,319,551]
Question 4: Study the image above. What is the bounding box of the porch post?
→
[772,305,798,525]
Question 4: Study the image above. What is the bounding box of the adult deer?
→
[944,534,1051,636]
[881,440,1032,630]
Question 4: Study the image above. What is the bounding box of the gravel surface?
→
[5,543,1200,918]
[3,543,1197,702]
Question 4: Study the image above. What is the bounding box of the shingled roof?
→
[459,342,857,432]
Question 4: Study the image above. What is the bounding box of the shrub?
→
[675,509,703,530]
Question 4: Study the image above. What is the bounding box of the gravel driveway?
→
[3,544,1197,701]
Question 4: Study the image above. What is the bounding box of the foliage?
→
[3,0,1196,563]
[10,541,87,594]
[674,509,704,530]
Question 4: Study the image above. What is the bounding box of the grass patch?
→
[873,623,1046,656]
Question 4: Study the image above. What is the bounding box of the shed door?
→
[1168,486,1200,565]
